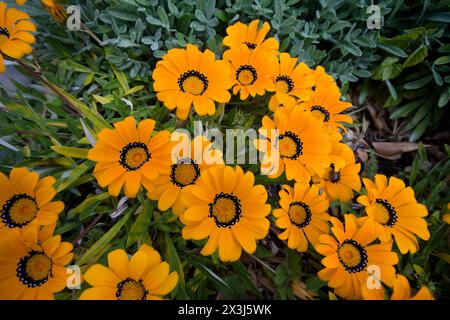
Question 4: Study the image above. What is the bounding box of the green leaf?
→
[157,6,170,28]
[371,57,403,80]
[378,44,408,58]
[126,202,153,247]
[231,262,262,297]
[77,208,133,265]
[402,45,428,69]
[403,76,433,90]
[165,234,185,288]
[113,67,130,92]
[435,56,450,65]
[55,161,92,192]
[51,146,89,159]
[327,21,351,33]
[385,80,398,100]
[438,88,450,107]
[124,85,145,96]
[46,83,111,131]
[60,60,104,75]
[409,142,426,186]
[342,41,362,57]
[306,277,327,291]
[409,114,431,142]
[67,193,110,218]
[389,99,424,119]
[274,0,284,24]
[106,8,139,21]
[438,44,450,53]
[431,68,443,86]
[425,12,450,23]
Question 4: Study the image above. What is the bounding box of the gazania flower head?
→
[223,20,279,56]
[153,44,232,120]
[315,214,398,300]
[269,53,315,109]
[357,174,430,254]
[0,225,73,300]
[255,106,332,183]
[80,244,178,300]
[88,116,173,198]
[300,86,353,132]
[0,3,36,73]
[223,45,277,100]
[273,183,329,252]
[316,143,361,202]
[180,165,271,262]
[0,167,64,234]
[362,274,434,300]
[147,135,223,216]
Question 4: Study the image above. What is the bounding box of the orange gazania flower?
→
[153,44,232,120]
[273,183,329,252]
[223,20,279,56]
[255,107,332,183]
[0,168,64,234]
[0,224,73,300]
[362,274,434,300]
[315,143,361,202]
[88,116,173,198]
[180,165,271,262]
[80,244,178,300]
[0,3,36,73]
[268,53,315,112]
[300,86,353,132]
[223,45,277,100]
[315,214,398,300]
[357,174,430,254]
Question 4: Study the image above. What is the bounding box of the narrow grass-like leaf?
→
[165,234,186,288]
[78,208,133,265]
[51,146,89,159]
[126,201,153,247]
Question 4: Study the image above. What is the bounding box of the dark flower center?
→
[338,239,368,273]
[116,278,148,300]
[119,142,151,171]
[278,131,303,160]
[288,201,312,228]
[1,194,39,228]
[170,158,201,188]
[236,65,258,86]
[209,193,242,228]
[17,251,53,287]
[178,70,209,96]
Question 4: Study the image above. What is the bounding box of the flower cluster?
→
[0,6,437,301]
